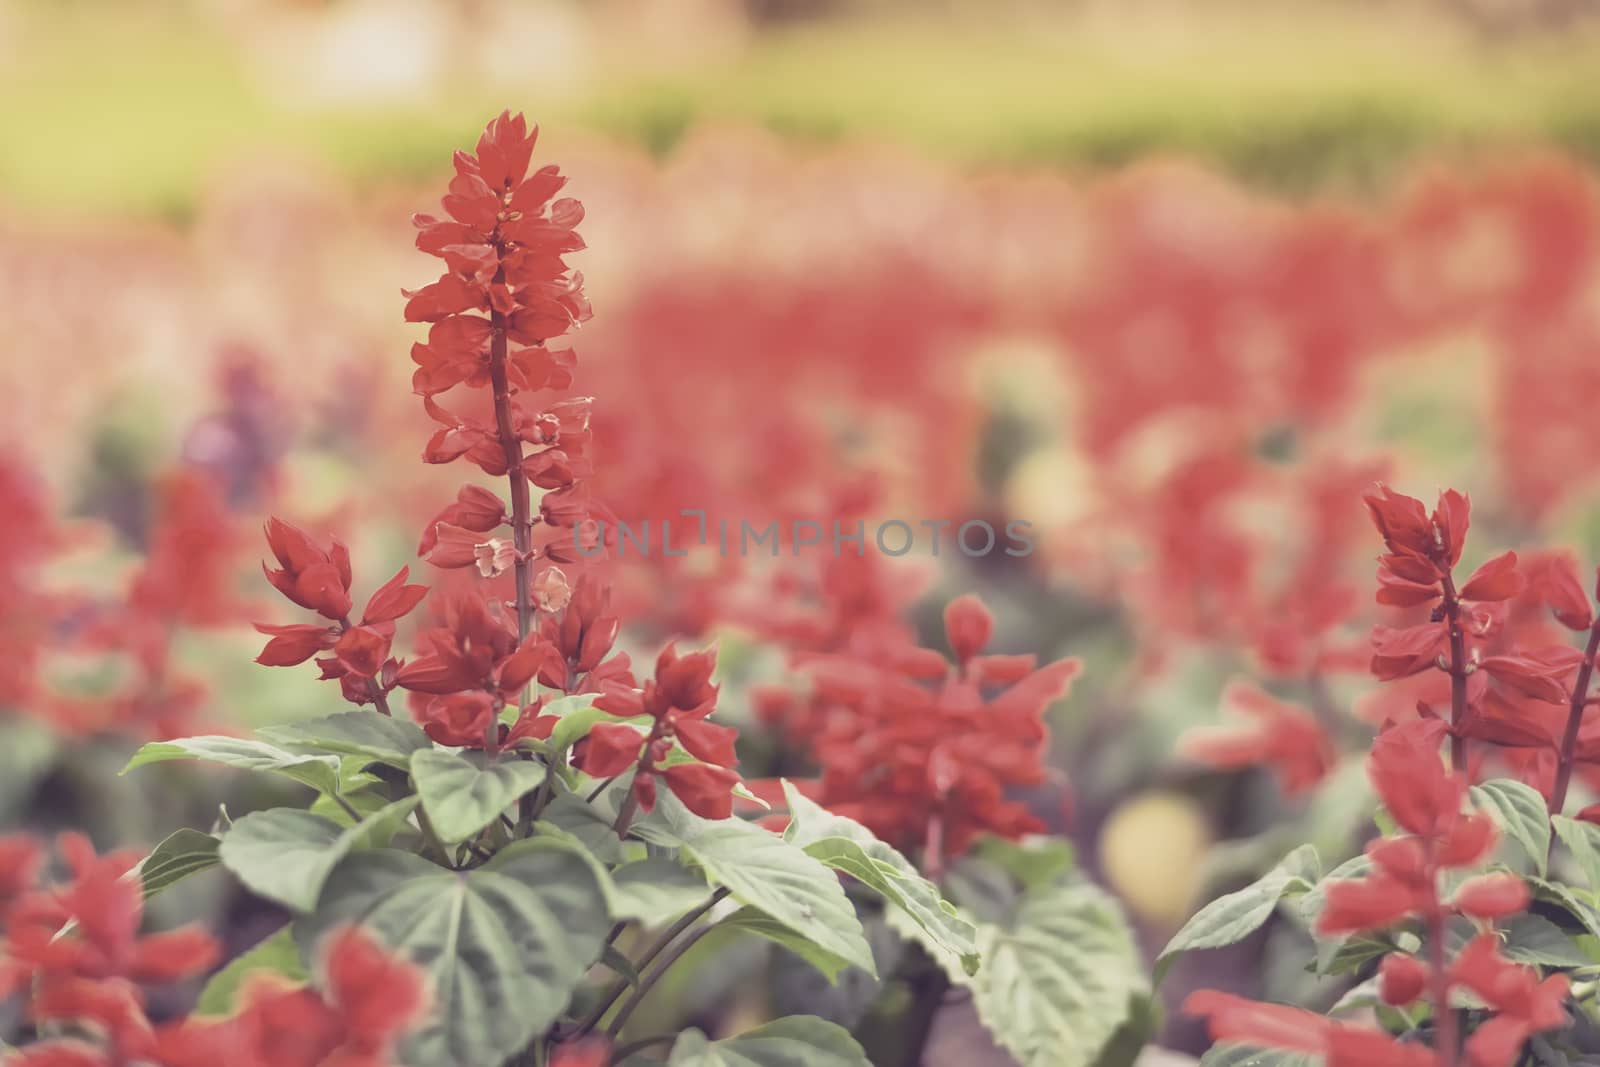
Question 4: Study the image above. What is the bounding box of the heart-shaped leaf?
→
[220,797,420,912]
[410,748,547,844]
[299,839,611,1067]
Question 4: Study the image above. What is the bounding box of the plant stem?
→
[570,889,729,1037]
[487,296,535,644]
[1424,846,1459,1067]
[1441,571,1469,773]
[1550,621,1600,815]
[604,923,716,1040]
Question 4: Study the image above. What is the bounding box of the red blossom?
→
[1180,680,1335,794]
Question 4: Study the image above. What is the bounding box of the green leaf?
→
[1528,876,1600,940]
[1158,845,1320,982]
[652,1016,872,1066]
[220,797,420,912]
[122,735,340,794]
[972,835,1075,891]
[610,857,714,926]
[633,791,876,978]
[261,710,432,769]
[137,828,220,899]
[538,794,636,864]
[194,926,306,1017]
[1554,815,1600,892]
[1198,1046,1318,1067]
[1500,913,1597,968]
[724,907,863,982]
[300,839,611,1067]
[410,748,547,844]
[1300,854,1384,974]
[955,881,1145,1067]
[1470,778,1552,875]
[779,780,978,975]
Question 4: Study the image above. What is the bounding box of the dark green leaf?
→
[1158,844,1319,982]
[299,838,611,1067]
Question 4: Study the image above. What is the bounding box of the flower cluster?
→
[54,470,250,739]
[1364,485,1589,785]
[1187,718,1568,1067]
[254,517,429,711]
[1180,680,1336,796]
[406,109,596,578]
[0,832,427,1067]
[0,833,219,1064]
[583,642,742,819]
[770,593,1079,872]
[156,926,428,1067]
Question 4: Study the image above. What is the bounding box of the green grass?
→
[4,2,1600,216]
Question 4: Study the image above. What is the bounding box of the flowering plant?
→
[1165,485,1600,1066]
[0,114,1140,1067]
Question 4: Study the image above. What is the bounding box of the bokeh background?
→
[10,0,1600,1062]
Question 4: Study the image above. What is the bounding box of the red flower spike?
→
[261,518,355,621]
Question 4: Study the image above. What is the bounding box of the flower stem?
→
[604,923,717,1040]
[1549,621,1600,816]
[1424,847,1459,1067]
[487,297,534,643]
[1441,572,1469,773]
[569,889,729,1038]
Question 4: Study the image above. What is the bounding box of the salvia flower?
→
[587,643,742,820]
[255,518,428,710]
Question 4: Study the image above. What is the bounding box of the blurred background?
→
[9,0,1600,1062]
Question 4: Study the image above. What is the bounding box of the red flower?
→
[361,567,429,625]
[262,518,353,621]
[1451,873,1531,920]
[1378,953,1429,1006]
[254,623,337,667]
[1459,551,1525,603]
[1185,991,1444,1067]
[1180,680,1335,794]
[944,594,993,669]
[1529,551,1595,631]
[417,485,507,556]
[662,763,742,820]
[154,926,428,1067]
